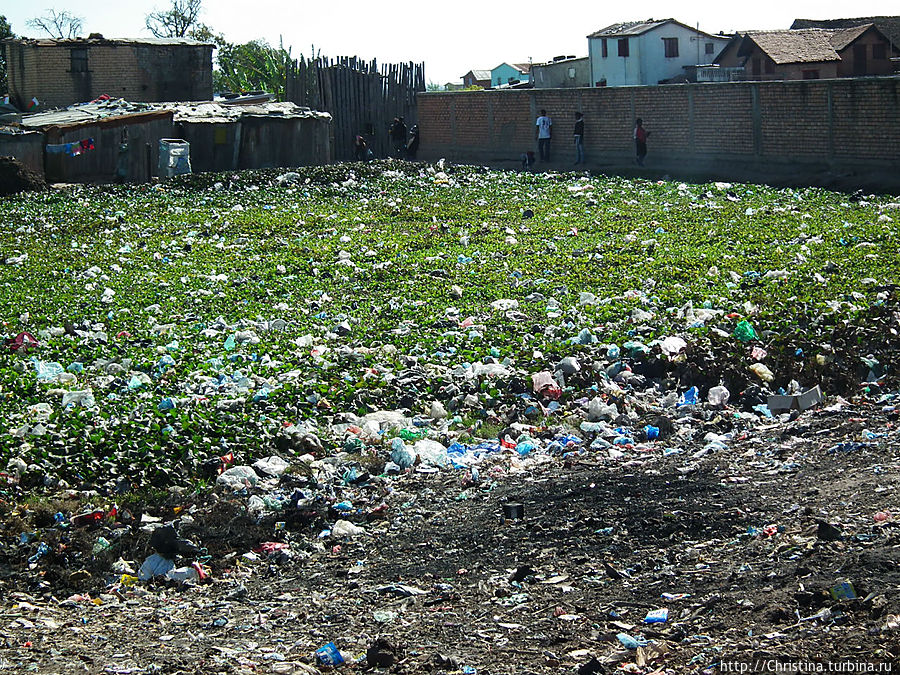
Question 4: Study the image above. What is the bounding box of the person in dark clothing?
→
[573,112,585,165]
[634,118,650,166]
[389,117,407,158]
[521,150,535,170]
[406,124,420,159]
[354,134,371,162]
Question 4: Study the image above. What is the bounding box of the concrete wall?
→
[533,58,590,88]
[5,41,213,110]
[417,77,900,186]
[590,27,729,87]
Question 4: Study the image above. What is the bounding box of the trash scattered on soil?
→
[1,161,899,671]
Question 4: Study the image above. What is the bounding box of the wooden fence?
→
[285,57,425,161]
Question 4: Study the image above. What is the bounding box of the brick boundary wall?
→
[417,78,900,190]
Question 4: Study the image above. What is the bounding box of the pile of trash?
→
[1,162,899,671]
[0,155,46,196]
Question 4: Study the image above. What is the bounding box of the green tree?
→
[215,39,293,100]
[187,22,226,48]
[0,15,13,95]
[26,9,82,38]
[146,0,202,38]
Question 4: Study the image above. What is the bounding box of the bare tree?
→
[26,9,83,38]
[146,0,202,38]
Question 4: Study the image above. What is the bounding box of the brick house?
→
[715,25,897,80]
[461,69,491,89]
[791,16,900,72]
[2,36,213,110]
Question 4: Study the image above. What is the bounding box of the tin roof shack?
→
[0,127,44,178]
[171,101,332,172]
[2,36,213,111]
[21,100,174,183]
[532,56,590,88]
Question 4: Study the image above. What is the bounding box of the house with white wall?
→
[587,19,730,86]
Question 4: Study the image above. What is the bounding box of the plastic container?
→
[316,642,344,666]
[158,139,192,178]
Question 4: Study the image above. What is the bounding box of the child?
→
[634,118,650,166]
[574,112,585,165]
[521,151,535,170]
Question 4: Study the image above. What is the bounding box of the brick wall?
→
[418,78,900,173]
[5,41,213,109]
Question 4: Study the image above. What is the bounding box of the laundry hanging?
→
[45,137,95,157]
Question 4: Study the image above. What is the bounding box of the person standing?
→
[406,124,420,159]
[354,134,371,162]
[390,117,408,158]
[573,112,585,165]
[535,109,552,163]
[634,118,650,166]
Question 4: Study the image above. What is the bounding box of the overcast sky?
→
[4,1,896,84]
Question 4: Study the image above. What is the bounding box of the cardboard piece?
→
[767,385,823,413]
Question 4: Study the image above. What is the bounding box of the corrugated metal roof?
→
[464,70,491,80]
[533,56,588,67]
[2,37,214,47]
[20,99,158,128]
[19,98,330,129]
[168,101,331,123]
[511,63,532,73]
[587,18,726,40]
[587,19,672,38]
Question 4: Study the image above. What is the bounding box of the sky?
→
[4,1,897,85]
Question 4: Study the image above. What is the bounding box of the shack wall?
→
[44,113,174,183]
[0,130,45,177]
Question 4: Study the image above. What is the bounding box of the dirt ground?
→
[0,156,46,196]
[1,393,899,675]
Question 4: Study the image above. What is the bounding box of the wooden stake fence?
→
[285,56,425,161]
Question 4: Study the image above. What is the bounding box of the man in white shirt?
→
[535,109,552,163]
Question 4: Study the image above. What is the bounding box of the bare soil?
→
[1,395,899,674]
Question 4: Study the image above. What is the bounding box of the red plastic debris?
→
[4,332,39,353]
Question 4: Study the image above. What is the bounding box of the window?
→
[602,38,608,58]
[663,38,679,58]
[802,69,820,79]
[873,43,887,60]
[618,38,629,57]
[765,59,774,74]
[705,42,715,55]
[70,48,88,73]
[752,57,761,77]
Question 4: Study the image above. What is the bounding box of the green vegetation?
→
[1,163,897,487]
